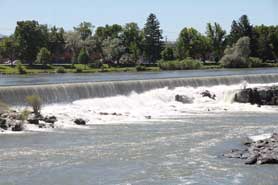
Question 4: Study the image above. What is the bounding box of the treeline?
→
[0,14,277,69]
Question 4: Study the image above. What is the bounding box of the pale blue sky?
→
[0,0,277,40]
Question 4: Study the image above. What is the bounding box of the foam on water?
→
[39,82,278,129]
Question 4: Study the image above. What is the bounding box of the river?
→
[1,69,278,185]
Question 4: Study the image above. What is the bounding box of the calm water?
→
[1,67,278,86]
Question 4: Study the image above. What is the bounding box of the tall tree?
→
[228,15,256,56]
[206,22,227,62]
[48,26,65,61]
[14,20,48,65]
[122,23,143,62]
[74,22,94,40]
[64,31,82,65]
[143,13,163,63]
[177,27,209,60]
[0,36,20,66]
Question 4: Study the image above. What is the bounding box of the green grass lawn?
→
[0,64,160,75]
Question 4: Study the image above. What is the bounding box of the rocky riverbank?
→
[0,110,58,132]
[224,133,278,165]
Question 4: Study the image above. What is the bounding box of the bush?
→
[89,60,102,68]
[158,58,202,70]
[55,66,66,73]
[136,65,147,72]
[100,64,110,72]
[16,61,27,74]
[26,95,42,115]
[19,109,31,121]
[75,67,83,73]
[248,57,264,68]
[220,54,250,68]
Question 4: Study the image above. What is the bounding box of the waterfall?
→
[1,74,278,105]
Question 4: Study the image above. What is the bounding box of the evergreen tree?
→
[78,48,90,69]
[143,13,163,63]
[36,47,51,66]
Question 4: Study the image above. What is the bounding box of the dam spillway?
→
[0,73,278,105]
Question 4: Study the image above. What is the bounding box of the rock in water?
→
[74,118,86,125]
[175,95,193,104]
[224,133,278,165]
[201,90,216,100]
[234,86,278,106]
[0,118,8,130]
[43,116,57,124]
[12,123,24,132]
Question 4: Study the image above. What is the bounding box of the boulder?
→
[201,90,216,100]
[12,123,24,132]
[175,95,193,104]
[42,116,57,124]
[234,86,278,106]
[74,118,86,125]
[27,114,39,125]
[224,133,278,165]
[0,118,8,130]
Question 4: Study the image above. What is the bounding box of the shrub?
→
[55,66,66,73]
[248,57,264,68]
[16,61,27,74]
[19,109,31,121]
[220,37,251,68]
[75,67,83,73]
[158,58,202,70]
[161,47,175,61]
[136,65,147,72]
[220,54,250,68]
[26,95,42,115]
[100,64,110,72]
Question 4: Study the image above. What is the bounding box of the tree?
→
[177,27,210,60]
[228,15,256,56]
[220,37,251,68]
[0,36,20,66]
[143,13,163,63]
[36,47,51,66]
[14,20,48,65]
[64,31,82,65]
[161,47,174,61]
[102,38,126,65]
[48,26,65,61]
[74,22,94,40]
[122,23,143,62]
[206,22,227,62]
[78,48,90,69]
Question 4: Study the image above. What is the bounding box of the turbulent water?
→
[1,72,278,185]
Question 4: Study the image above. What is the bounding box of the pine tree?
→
[143,13,163,63]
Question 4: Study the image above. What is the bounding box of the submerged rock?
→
[224,133,278,165]
[74,118,86,125]
[175,95,193,104]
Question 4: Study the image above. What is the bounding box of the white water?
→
[39,82,278,129]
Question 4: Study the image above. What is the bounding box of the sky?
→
[0,0,277,41]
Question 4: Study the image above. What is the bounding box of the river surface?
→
[1,69,278,185]
[1,67,278,86]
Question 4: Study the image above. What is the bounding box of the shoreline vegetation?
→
[0,14,278,75]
